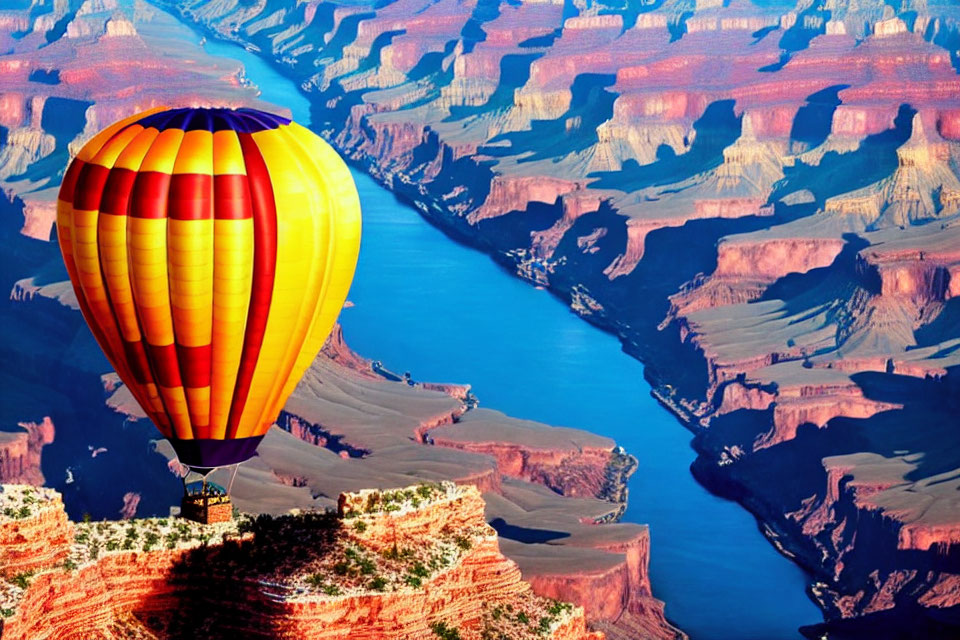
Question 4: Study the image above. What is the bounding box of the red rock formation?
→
[0,418,55,486]
[0,486,73,579]
[319,322,378,378]
[788,454,960,620]
[756,381,901,450]
[0,484,602,640]
[524,526,677,640]
[428,425,618,500]
[118,493,140,520]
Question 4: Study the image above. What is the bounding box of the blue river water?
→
[199,29,821,640]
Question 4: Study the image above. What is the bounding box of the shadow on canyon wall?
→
[143,512,342,640]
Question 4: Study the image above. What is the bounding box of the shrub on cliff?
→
[8,571,34,589]
[431,620,462,640]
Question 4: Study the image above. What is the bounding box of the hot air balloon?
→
[56,106,361,482]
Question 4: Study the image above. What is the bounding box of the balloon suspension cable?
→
[227,463,239,496]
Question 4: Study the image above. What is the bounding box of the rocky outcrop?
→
[0,486,73,579]
[426,410,629,502]
[785,453,960,625]
[0,483,601,640]
[318,322,379,379]
[0,418,55,486]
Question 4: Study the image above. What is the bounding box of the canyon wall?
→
[0,419,54,486]
[1,484,601,640]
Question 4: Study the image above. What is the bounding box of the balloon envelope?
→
[56,107,361,468]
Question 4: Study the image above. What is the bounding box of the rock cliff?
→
[1,483,601,640]
[0,419,54,487]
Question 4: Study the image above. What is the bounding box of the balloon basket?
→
[180,478,233,525]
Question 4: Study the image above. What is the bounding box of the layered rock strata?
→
[0,483,601,640]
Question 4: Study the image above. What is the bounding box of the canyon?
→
[0,2,682,637]
[2,0,959,636]
[146,0,960,636]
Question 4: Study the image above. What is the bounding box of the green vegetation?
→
[431,620,462,640]
[481,595,573,639]
[0,486,59,522]
[343,481,452,518]
[353,520,367,533]
[8,571,34,589]
[538,617,552,634]
[143,532,160,551]
[66,513,245,567]
[409,562,429,578]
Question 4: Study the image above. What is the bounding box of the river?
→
[198,28,821,640]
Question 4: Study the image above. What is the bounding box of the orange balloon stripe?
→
[168,132,215,438]
[212,129,247,176]
[74,107,167,163]
[71,164,147,396]
[169,227,214,436]
[225,133,277,439]
[98,133,172,434]
[98,212,141,343]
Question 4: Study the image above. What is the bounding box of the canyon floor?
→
[2,0,960,638]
